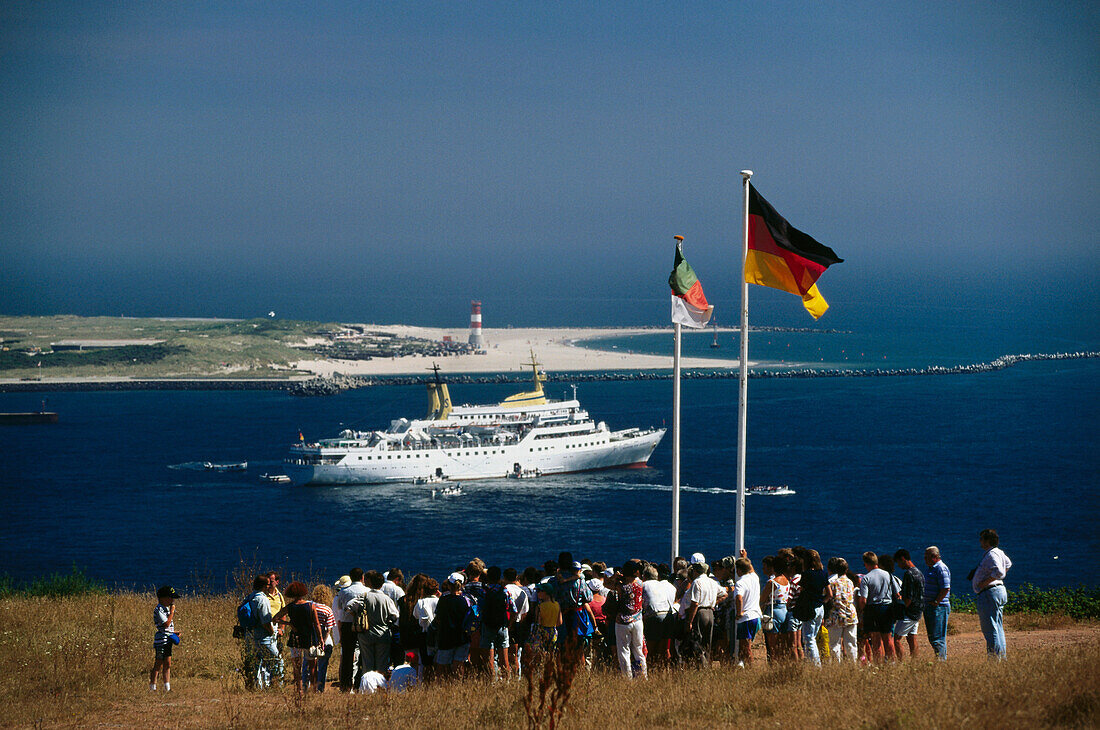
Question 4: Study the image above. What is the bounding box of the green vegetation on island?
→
[0,315,469,380]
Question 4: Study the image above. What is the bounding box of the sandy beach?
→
[293,326,742,377]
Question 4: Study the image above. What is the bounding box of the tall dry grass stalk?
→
[1,592,1097,729]
[523,640,584,729]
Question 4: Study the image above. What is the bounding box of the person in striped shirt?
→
[308,584,338,692]
[149,586,179,692]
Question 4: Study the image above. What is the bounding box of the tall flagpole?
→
[736,171,752,556]
[671,234,684,566]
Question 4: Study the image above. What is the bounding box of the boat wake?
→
[167,461,210,472]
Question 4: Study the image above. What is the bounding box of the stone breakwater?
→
[288,350,1098,396]
[1,352,1093,395]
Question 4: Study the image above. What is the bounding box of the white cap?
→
[447,572,465,584]
[690,552,706,565]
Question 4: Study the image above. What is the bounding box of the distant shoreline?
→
[1,351,1095,394]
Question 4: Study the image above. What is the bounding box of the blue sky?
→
[2,2,1097,326]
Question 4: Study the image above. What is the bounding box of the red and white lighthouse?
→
[468,300,485,348]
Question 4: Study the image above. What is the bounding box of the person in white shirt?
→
[334,569,369,691]
[388,652,420,691]
[733,558,762,666]
[972,529,1012,658]
[502,567,529,672]
[382,569,406,604]
[357,670,387,694]
[586,562,610,597]
[684,562,726,667]
[642,565,677,668]
[331,575,351,648]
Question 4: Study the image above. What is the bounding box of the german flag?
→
[746,184,842,319]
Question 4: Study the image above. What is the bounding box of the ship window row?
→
[530,440,607,452]
[354,450,508,460]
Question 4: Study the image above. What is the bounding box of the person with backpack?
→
[346,571,399,676]
[555,561,597,658]
[893,549,925,660]
[478,566,517,678]
[432,574,472,677]
[238,575,282,689]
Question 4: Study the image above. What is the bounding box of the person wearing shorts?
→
[150,586,179,692]
[857,552,898,662]
[733,557,762,666]
[893,549,925,660]
[433,576,472,677]
[434,642,470,667]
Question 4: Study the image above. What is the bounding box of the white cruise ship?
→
[285,356,665,485]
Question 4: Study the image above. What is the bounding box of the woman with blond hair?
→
[309,585,337,690]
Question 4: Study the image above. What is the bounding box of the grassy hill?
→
[0,315,338,379]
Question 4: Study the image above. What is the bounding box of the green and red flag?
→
[669,242,713,328]
[746,184,843,319]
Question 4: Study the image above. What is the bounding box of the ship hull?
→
[286,428,664,486]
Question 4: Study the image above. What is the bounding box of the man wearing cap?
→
[557,561,596,655]
[334,568,368,691]
[434,573,472,676]
[684,561,726,668]
[150,586,179,692]
[331,575,351,649]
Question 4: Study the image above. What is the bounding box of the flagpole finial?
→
[741,170,753,179]
[673,235,684,241]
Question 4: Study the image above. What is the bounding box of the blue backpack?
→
[237,597,258,630]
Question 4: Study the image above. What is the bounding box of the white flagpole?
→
[671,234,684,566]
[736,171,752,556]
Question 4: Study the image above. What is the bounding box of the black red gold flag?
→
[746,185,842,318]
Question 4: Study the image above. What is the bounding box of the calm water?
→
[1,300,1097,592]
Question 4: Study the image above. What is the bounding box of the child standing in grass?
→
[150,586,179,691]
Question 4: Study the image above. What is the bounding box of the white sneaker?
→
[150,684,157,691]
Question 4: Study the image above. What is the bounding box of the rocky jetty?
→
[285,350,1099,394]
[3,351,1095,394]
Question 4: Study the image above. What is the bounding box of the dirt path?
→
[941,614,1100,657]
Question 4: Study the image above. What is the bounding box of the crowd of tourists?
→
[149,529,1012,693]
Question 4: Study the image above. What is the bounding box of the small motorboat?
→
[506,464,541,479]
[260,473,291,483]
[204,461,248,472]
[413,474,447,485]
[440,485,463,497]
[747,484,795,496]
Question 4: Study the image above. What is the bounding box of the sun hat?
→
[602,568,614,577]
[581,563,592,572]
[334,575,352,589]
[448,571,466,584]
[690,552,706,565]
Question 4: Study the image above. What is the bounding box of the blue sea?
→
[1,295,1097,593]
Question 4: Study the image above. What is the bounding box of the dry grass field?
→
[1,592,1097,729]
